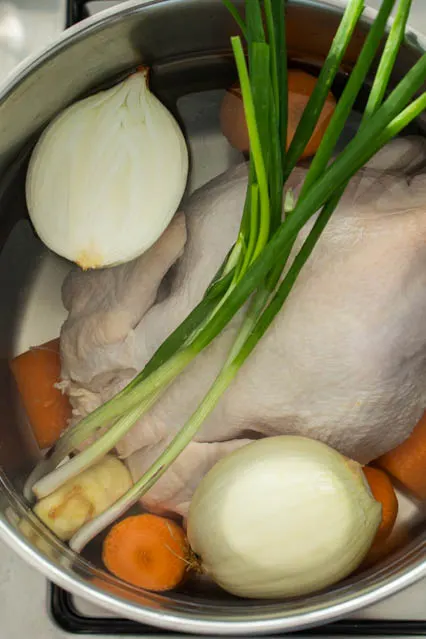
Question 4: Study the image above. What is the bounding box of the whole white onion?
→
[187,436,381,599]
[26,69,188,269]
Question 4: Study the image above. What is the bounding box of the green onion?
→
[222,0,247,40]
[299,0,397,200]
[319,0,414,228]
[364,0,413,117]
[284,0,365,179]
[232,36,271,258]
[268,0,365,288]
[245,0,265,52]
[271,0,288,165]
[264,0,279,110]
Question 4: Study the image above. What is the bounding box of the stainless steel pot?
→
[0,0,425,634]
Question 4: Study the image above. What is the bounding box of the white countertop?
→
[0,0,67,84]
[1,0,426,637]
[0,541,68,639]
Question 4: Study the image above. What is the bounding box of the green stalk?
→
[268,85,285,234]
[251,43,272,185]
[266,0,366,289]
[349,92,426,167]
[299,0,397,199]
[222,0,248,40]
[271,0,288,165]
[318,0,413,239]
[264,0,279,111]
[238,162,255,246]
[238,183,259,277]
[245,0,265,55]
[284,0,365,179]
[232,37,270,259]
[217,2,269,285]
[264,47,284,234]
[220,242,243,278]
[223,287,270,364]
[255,1,284,235]
[364,0,413,117]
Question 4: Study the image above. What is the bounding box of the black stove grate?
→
[67,0,85,24]
[50,584,426,637]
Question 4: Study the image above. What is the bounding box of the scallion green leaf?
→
[299,0,397,198]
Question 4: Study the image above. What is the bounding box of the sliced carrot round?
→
[102,514,189,592]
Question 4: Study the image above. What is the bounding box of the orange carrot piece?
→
[102,514,189,592]
[220,69,336,157]
[376,412,426,500]
[363,466,398,545]
[362,465,399,569]
[10,338,71,449]
[287,70,336,158]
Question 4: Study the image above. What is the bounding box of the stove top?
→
[50,582,426,636]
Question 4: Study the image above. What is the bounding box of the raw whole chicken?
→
[60,136,426,517]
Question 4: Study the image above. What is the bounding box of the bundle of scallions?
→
[28,0,425,553]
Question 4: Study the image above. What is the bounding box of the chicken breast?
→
[60,136,426,517]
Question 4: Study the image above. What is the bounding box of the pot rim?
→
[1,0,425,100]
[0,0,425,634]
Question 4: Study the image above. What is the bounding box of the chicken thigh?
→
[60,136,426,516]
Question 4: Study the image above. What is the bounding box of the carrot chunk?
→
[363,466,398,543]
[376,413,426,500]
[10,338,71,449]
[362,466,399,566]
[287,70,336,158]
[220,69,336,157]
[102,514,189,592]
